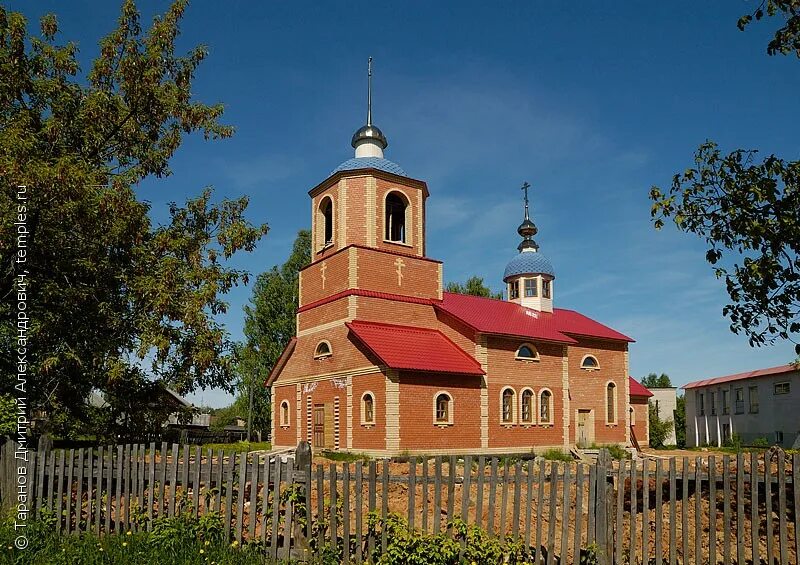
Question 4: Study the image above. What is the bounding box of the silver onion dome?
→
[351,124,388,150]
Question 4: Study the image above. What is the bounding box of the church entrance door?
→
[577,409,594,448]
[313,405,325,448]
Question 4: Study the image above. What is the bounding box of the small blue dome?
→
[503,251,555,281]
[331,157,406,177]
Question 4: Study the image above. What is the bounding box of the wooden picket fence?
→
[1,440,798,564]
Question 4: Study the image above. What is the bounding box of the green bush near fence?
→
[541,448,573,462]
[0,514,271,565]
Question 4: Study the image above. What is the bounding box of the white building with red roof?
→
[683,364,799,448]
[266,67,637,455]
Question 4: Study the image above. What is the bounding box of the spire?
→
[367,56,373,126]
[517,182,539,252]
[351,57,388,158]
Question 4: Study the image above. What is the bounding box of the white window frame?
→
[360,391,376,425]
[605,381,618,424]
[433,391,453,426]
[500,386,516,425]
[314,340,333,359]
[515,343,540,362]
[539,388,553,424]
[279,400,290,428]
[520,387,535,424]
[580,354,600,371]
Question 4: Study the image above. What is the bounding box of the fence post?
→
[594,449,610,565]
[293,441,312,561]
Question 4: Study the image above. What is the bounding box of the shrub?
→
[542,448,573,462]
[752,437,770,448]
[592,444,630,460]
[648,402,674,448]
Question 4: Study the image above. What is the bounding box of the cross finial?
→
[521,182,531,220]
[367,57,373,126]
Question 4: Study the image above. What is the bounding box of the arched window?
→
[581,355,599,370]
[314,341,332,359]
[539,390,552,424]
[515,343,539,361]
[501,388,515,423]
[280,400,290,427]
[521,389,534,424]
[385,192,407,243]
[434,392,453,424]
[361,392,375,425]
[606,383,617,423]
[320,197,333,246]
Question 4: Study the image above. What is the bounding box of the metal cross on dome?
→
[521,181,531,220]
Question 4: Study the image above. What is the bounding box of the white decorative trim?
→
[334,396,340,450]
[346,376,354,449]
[295,384,302,444]
[624,349,631,445]
[306,396,312,444]
[338,180,348,249]
[366,177,377,247]
[348,247,358,288]
[274,365,382,386]
[562,345,570,448]
[385,370,400,450]
[476,336,489,448]
[433,390,454,425]
[605,380,618,425]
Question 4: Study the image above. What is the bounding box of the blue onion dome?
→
[503,250,555,281]
[331,157,406,177]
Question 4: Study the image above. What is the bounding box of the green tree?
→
[446,276,502,299]
[650,2,800,354]
[648,402,675,449]
[0,2,268,441]
[641,373,673,388]
[238,230,311,437]
[674,394,686,448]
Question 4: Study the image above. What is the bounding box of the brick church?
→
[267,64,637,455]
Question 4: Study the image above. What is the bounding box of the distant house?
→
[683,364,799,448]
[629,377,653,447]
[648,386,678,446]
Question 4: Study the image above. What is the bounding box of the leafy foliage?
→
[0,394,16,437]
[237,229,311,435]
[650,2,800,354]
[648,401,675,449]
[445,276,503,299]
[0,2,268,441]
[640,372,672,388]
[674,394,686,448]
[541,448,573,462]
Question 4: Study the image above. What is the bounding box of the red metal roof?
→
[436,292,634,344]
[629,377,653,398]
[683,364,798,390]
[346,320,485,376]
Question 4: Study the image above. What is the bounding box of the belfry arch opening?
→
[385,191,408,243]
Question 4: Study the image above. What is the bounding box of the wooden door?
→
[313,405,325,448]
[577,409,593,448]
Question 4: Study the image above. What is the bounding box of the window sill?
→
[316,243,334,254]
[515,357,540,362]
[434,422,453,428]
[606,423,617,427]
[360,423,375,428]
[581,367,600,372]
[539,423,553,428]
[280,425,290,430]
[382,239,414,249]
[313,354,332,361]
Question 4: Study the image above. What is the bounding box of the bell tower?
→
[299,59,442,318]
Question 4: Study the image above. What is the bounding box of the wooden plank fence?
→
[1,440,797,563]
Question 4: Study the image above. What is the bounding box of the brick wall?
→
[485,337,565,448]
[630,398,649,445]
[566,338,628,445]
[272,384,296,448]
[397,371,482,450]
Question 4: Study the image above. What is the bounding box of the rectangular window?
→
[721,389,730,415]
[734,388,744,414]
[748,385,759,413]
[776,431,784,443]
[509,280,519,300]
[710,391,716,415]
[542,279,551,299]
[774,382,790,395]
[698,392,705,416]
[524,278,538,297]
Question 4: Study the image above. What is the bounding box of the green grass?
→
[541,448,573,462]
[590,443,631,460]
[320,450,370,462]
[0,518,276,565]
[199,441,271,454]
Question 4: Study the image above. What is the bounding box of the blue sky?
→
[21,1,800,407]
